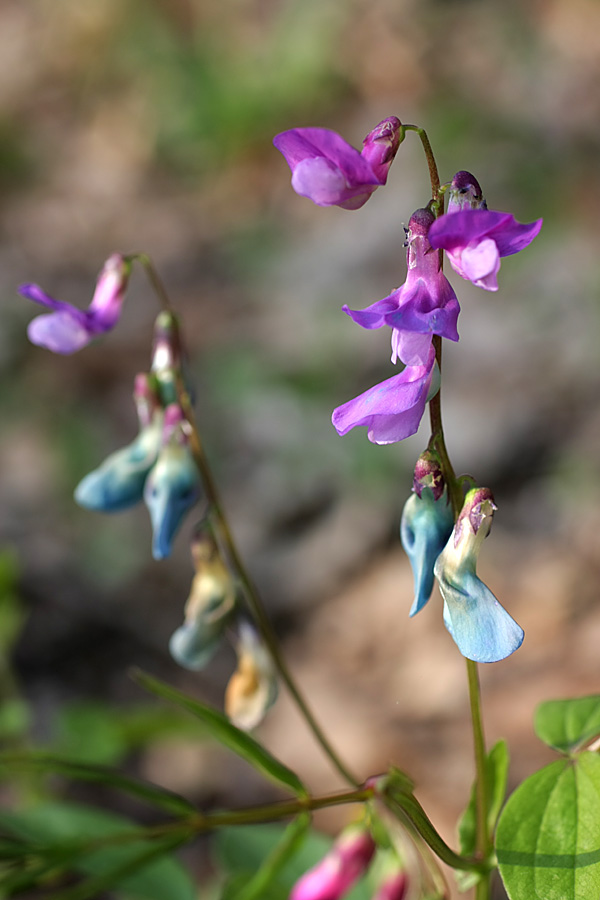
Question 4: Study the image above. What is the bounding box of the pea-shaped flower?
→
[290,823,376,900]
[428,171,542,291]
[401,452,454,617]
[19,254,131,354]
[224,622,278,731]
[144,405,202,560]
[273,116,401,210]
[434,488,524,663]
[169,531,236,670]
[75,373,163,512]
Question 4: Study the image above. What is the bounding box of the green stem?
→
[403,125,440,200]
[173,359,360,788]
[467,658,492,900]
[133,253,173,313]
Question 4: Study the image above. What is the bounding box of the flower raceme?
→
[428,170,543,291]
[290,824,376,900]
[19,254,131,354]
[273,116,401,210]
[434,488,524,663]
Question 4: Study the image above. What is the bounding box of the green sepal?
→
[534,695,600,753]
[496,752,600,900]
[132,669,308,798]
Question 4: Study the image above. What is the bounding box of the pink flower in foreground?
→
[19,254,131,353]
[273,117,401,210]
[428,171,542,291]
[290,825,376,900]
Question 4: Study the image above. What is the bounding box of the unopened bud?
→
[447,170,487,213]
[225,623,278,731]
[361,116,402,184]
[290,824,376,900]
[151,312,184,406]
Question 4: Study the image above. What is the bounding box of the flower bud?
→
[361,116,402,184]
[372,870,408,900]
[290,824,376,900]
[143,405,201,560]
[169,531,236,670]
[74,373,163,512]
[151,312,184,406]
[447,170,487,212]
[401,452,454,616]
[434,488,524,662]
[224,622,278,731]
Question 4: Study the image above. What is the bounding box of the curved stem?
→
[403,125,440,200]
[133,253,173,313]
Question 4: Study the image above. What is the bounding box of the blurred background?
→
[1,0,600,896]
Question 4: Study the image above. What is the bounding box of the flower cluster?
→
[74,311,200,560]
[169,528,278,730]
[275,118,539,661]
[290,822,407,900]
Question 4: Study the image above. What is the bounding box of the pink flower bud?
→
[290,825,376,900]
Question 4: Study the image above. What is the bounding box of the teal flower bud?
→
[401,452,454,616]
[434,488,524,662]
[74,373,163,511]
[169,530,236,670]
[225,623,278,731]
[144,405,201,560]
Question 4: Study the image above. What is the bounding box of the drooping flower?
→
[332,345,438,445]
[169,529,236,670]
[290,824,376,900]
[400,452,454,616]
[143,404,202,560]
[224,622,278,731]
[19,254,131,354]
[273,116,401,210]
[434,488,524,663]
[372,870,408,900]
[74,373,163,512]
[344,208,460,365]
[428,172,542,291]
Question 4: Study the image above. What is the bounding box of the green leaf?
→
[0,752,195,816]
[0,802,196,900]
[133,669,307,798]
[496,753,600,900]
[534,695,600,752]
[455,740,509,891]
[221,814,310,900]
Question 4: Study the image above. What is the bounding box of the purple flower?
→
[273,116,401,210]
[428,172,542,291]
[332,346,437,445]
[344,208,459,365]
[19,254,131,353]
[290,824,376,900]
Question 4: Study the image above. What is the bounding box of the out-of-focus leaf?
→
[221,814,310,900]
[0,753,195,816]
[534,695,600,753]
[133,669,307,798]
[0,802,196,900]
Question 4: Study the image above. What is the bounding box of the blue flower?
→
[434,488,524,663]
[401,488,454,617]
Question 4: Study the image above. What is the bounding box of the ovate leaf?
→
[534,695,600,753]
[133,669,307,798]
[496,753,600,900]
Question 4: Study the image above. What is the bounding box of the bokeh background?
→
[1,0,600,896]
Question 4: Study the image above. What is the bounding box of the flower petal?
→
[384,276,460,341]
[27,311,93,354]
[273,127,381,185]
[343,293,401,330]
[460,239,500,291]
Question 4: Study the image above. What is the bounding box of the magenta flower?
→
[290,824,376,900]
[428,172,542,291]
[18,254,131,354]
[273,116,401,210]
[332,345,437,445]
[344,208,459,365]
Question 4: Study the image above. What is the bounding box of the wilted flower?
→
[290,823,376,900]
[19,254,131,354]
[144,404,202,560]
[344,208,460,365]
[169,530,236,670]
[434,488,524,662]
[428,172,542,291]
[401,452,454,617]
[224,622,278,731]
[273,116,401,210]
[74,373,163,512]
[332,345,438,445]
